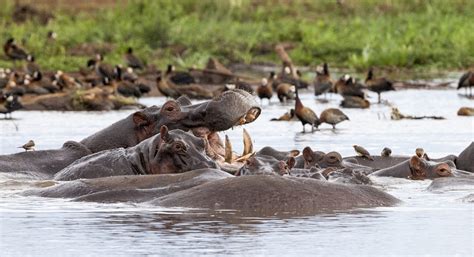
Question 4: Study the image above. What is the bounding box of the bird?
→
[25,55,42,81]
[365,67,395,103]
[313,63,333,97]
[415,148,430,160]
[318,108,349,129]
[18,140,35,151]
[3,38,29,60]
[156,74,180,99]
[457,71,473,97]
[381,147,392,157]
[256,77,273,102]
[353,145,374,161]
[166,64,195,85]
[294,88,319,132]
[87,58,115,85]
[333,74,365,98]
[270,109,295,121]
[276,83,296,103]
[0,94,22,119]
[124,47,145,70]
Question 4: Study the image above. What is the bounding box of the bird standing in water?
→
[18,140,35,151]
[294,86,319,132]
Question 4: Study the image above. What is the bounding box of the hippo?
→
[370,155,465,180]
[54,126,217,181]
[426,177,474,192]
[152,174,400,216]
[235,155,295,176]
[0,89,261,178]
[456,142,474,172]
[25,169,399,217]
[23,168,232,202]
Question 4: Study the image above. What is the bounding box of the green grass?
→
[0,0,473,72]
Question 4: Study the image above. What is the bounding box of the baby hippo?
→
[55,126,217,181]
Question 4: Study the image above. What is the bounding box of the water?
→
[1,89,473,256]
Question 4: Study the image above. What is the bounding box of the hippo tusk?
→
[224,135,233,163]
[235,152,255,162]
[242,128,253,156]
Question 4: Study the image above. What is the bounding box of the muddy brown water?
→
[0,88,473,256]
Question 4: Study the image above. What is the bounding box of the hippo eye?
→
[173,142,187,152]
[166,106,175,112]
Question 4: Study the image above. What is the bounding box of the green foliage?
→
[0,0,473,71]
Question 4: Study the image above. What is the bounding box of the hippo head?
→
[236,156,295,176]
[135,126,218,175]
[81,89,261,153]
[409,156,453,180]
[303,147,343,169]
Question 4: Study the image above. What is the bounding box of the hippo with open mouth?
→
[0,89,260,178]
[54,126,218,181]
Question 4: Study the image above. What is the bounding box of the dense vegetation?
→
[0,0,473,72]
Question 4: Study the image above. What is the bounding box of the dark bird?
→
[318,108,349,129]
[156,75,180,99]
[124,47,145,70]
[353,145,374,161]
[334,74,365,98]
[271,109,295,121]
[25,55,42,81]
[276,83,296,103]
[458,71,473,97]
[381,147,392,157]
[3,38,29,60]
[313,63,333,96]
[295,89,319,132]
[87,58,115,85]
[166,64,195,85]
[18,140,35,151]
[365,68,394,103]
[0,94,22,119]
[256,77,273,102]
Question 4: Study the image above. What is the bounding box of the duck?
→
[156,75,180,99]
[276,83,296,103]
[318,108,349,129]
[294,89,319,132]
[25,55,42,81]
[3,38,29,60]
[87,57,115,85]
[365,68,394,103]
[458,71,473,97]
[124,47,145,70]
[313,63,333,96]
[333,74,365,98]
[270,109,295,121]
[166,64,195,85]
[0,93,22,119]
[256,77,273,102]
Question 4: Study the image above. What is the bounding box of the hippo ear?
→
[410,155,421,167]
[132,111,150,127]
[287,157,296,169]
[303,147,313,162]
[160,125,170,142]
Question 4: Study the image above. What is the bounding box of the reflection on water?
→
[0,89,473,256]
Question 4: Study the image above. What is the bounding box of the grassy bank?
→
[0,0,473,72]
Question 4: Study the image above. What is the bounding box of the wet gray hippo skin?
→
[54,126,217,181]
[456,142,474,172]
[427,177,474,192]
[24,168,232,202]
[343,156,409,170]
[235,155,295,176]
[152,175,400,216]
[256,147,300,161]
[370,155,462,179]
[0,89,260,177]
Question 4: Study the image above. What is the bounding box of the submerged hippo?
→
[370,155,465,180]
[0,89,260,178]
[25,169,399,217]
[54,126,217,181]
